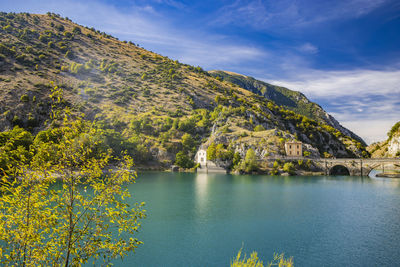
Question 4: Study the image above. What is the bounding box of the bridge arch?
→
[329,165,350,176]
[365,163,387,177]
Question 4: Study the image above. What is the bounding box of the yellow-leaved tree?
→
[0,86,145,266]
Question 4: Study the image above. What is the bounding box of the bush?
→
[64,50,73,59]
[181,133,195,152]
[72,26,81,34]
[48,41,55,48]
[283,162,295,175]
[63,31,73,38]
[175,151,194,169]
[70,62,85,74]
[243,148,258,172]
[56,24,64,31]
[20,94,29,102]
[254,125,265,132]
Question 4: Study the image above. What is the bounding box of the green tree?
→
[175,151,194,169]
[181,133,194,152]
[0,87,146,266]
[283,162,295,175]
[207,142,217,161]
[238,148,258,173]
[232,152,241,167]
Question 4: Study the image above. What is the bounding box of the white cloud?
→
[268,69,400,98]
[297,43,318,54]
[267,69,400,144]
[210,0,390,31]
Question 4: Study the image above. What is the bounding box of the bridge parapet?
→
[260,157,399,176]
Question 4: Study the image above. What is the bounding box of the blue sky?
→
[1,0,400,144]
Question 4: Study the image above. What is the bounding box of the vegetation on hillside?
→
[209,70,366,146]
[0,12,369,172]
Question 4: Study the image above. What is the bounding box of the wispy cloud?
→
[268,69,400,143]
[297,43,319,54]
[210,0,390,31]
[268,69,400,98]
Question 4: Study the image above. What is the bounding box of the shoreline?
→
[375,173,400,178]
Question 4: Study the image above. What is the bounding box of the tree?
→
[181,133,194,152]
[175,151,194,169]
[0,87,145,266]
[207,143,217,161]
[232,152,241,167]
[237,149,258,173]
[283,162,295,175]
[243,148,258,173]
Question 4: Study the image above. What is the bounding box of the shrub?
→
[72,26,81,34]
[70,62,84,74]
[3,24,12,33]
[0,43,16,56]
[64,50,73,59]
[20,94,29,102]
[254,125,265,132]
[207,143,216,161]
[55,24,64,31]
[175,151,194,169]
[283,162,295,175]
[181,133,195,152]
[63,31,73,38]
[38,34,48,43]
[243,148,258,173]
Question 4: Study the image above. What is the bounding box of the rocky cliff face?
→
[388,136,400,157]
[368,121,400,158]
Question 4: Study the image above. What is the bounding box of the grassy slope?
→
[0,12,368,165]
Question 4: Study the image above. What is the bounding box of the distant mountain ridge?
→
[209,70,365,146]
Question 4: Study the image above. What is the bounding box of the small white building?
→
[195,149,207,166]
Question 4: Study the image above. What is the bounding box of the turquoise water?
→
[117,172,400,266]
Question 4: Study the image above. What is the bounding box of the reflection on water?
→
[194,173,209,215]
[117,172,400,267]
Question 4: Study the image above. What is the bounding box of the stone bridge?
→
[265,157,400,176]
[316,158,400,176]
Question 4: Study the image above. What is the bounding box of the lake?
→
[116,172,400,266]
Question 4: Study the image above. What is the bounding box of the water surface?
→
[117,172,400,266]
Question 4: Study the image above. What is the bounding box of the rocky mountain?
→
[209,70,366,145]
[368,122,400,158]
[0,12,368,168]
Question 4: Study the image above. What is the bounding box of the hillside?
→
[0,12,369,170]
[209,70,365,145]
[368,122,400,158]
